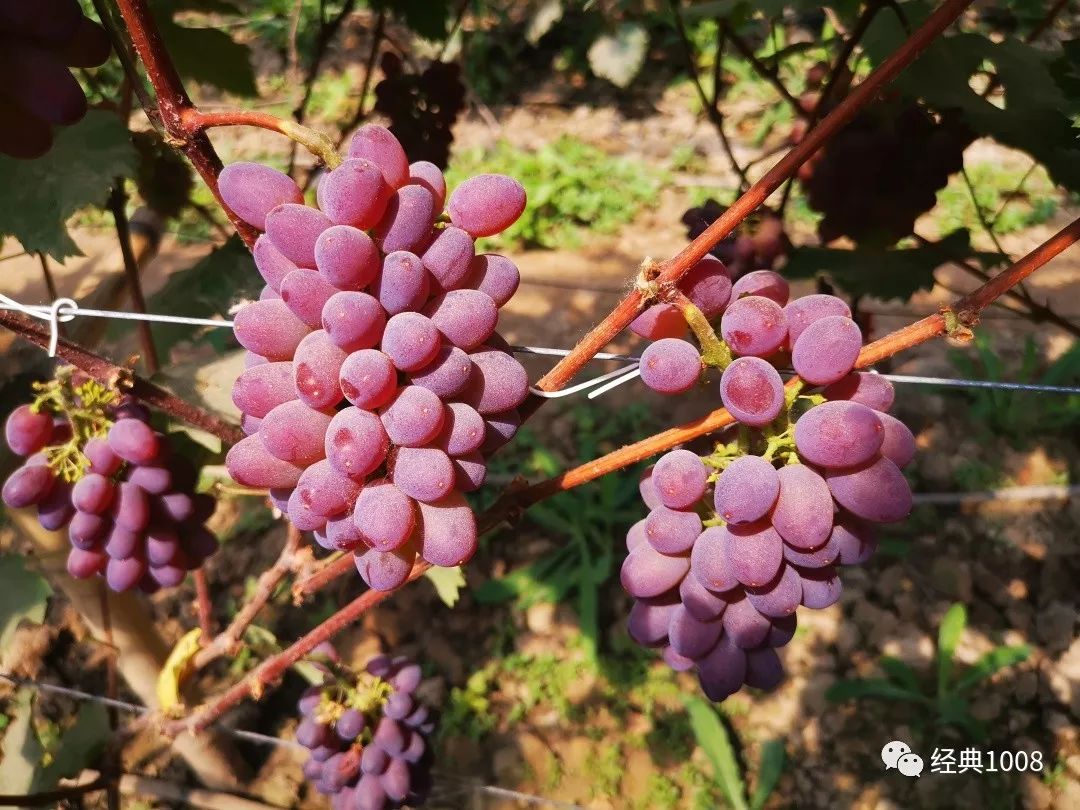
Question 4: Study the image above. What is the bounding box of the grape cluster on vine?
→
[296,652,436,809]
[680,201,788,278]
[622,271,916,700]
[0,0,111,159]
[2,370,219,592]
[222,124,529,590]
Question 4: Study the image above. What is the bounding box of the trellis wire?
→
[2,293,1079,396]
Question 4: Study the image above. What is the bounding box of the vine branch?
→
[535,0,975,392]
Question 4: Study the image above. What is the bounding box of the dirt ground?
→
[2,72,1080,810]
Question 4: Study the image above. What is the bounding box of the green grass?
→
[934,161,1058,237]
[446,136,665,249]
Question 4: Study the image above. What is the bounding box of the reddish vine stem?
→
[181,109,342,169]
[535,0,974,392]
[107,184,160,374]
[293,551,353,597]
[0,776,109,807]
[194,526,306,669]
[0,311,243,445]
[193,570,215,639]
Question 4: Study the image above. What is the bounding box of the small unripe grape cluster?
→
[623,285,916,700]
[680,202,788,278]
[223,124,529,589]
[0,0,111,158]
[2,374,218,592]
[296,655,436,809]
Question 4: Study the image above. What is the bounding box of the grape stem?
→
[180,109,343,170]
[533,0,975,393]
[668,292,731,368]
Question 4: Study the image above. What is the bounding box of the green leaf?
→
[0,690,42,796]
[954,645,1031,694]
[371,0,451,41]
[937,603,967,695]
[879,656,922,693]
[750,739,786,810]
[0,554,51,650]
[473,547,577,606]
[32,703,108,791]
[588,23,649,88]
[782,229,1003,300]
[424,566,466,608]
[0,112,137,259]
[157,1,257,96]
[684,697,749,810]
[825,678,926,703]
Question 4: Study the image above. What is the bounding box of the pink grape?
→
[112,483,149,532]
[690,526,738,593]
[771,464,833,549]
[322,291,386,352]
[730,269,789,305]
[783,294,850,346]
[106,556,146,591]
[280,269,339,328]
[799,565,843,609]
[352,480,415,551]
[480,409,520,453]
[878,413,916,468]
[325,407,389,481]
[830,515,878,565]
[823,371,895,412]
[374,184,436,254]
[287,488,328,532]
[638,466,662,509]
[294,331,348,410]
[381,312,441,372]
[339,350,397,410]
[316,158,391,229]
[722,595,772,648]
[425,290,498,350]
[794,401,884,468]
[71,472,115,514]
[679,572,728,620]
[390,447,455,503]
[410,346,472,398]
[668,605,723,659]
[69,511,108,549]
[2,464,53,507]
[628,600,678,647]
[824,456,912,523]
[719,356,784,426]
[227,435,304,488]
[259,400,331,465]
[713,455,780,523]
[379,386,445,447]
[265,203,332,268]
[720,295,787,357]
[295,459,361,517]
[253,235,297,292]
[466,254,519,307]
[37,482,73,530]
[626,519,647,552]
[678,256,732,316]
[347,124,410,188]
[728,520,784,587]
[219,162,303,230]
[416,493,478,567]
[315,225,380,290]
[354,546,415,591]
[460,349,530,414]
[5,405,53,455]
[67,547,107,579]
[84,438,121,476]
[375,251,429,315]
[259,285,280,301]
[233,299,311,360]
[407,161,447,210]
[434,402,485,456]
[746,563,802,617]
[630,304,687,340]
[107,418,159,464]
[644,506,702,554]
[422,226,474,290]
[232,361,295,418]
[651,449,707,510]
[639,338,701,394]
[324,514,365,551]
[447,174,526,237]
[791,315,862,385]
[620,542,690,599]
[452,453,487,492]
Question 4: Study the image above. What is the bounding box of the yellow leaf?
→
[156,628,202,714]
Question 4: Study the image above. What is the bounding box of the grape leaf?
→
[0,112,136,259]
[782,229,1004,300]
[0,554,51,649]
[424,565,466,608]
[0,690,41,797]
[157,627,204,713]
[588,23,649,88]
[156,1,257,96]
[32,703,108,792]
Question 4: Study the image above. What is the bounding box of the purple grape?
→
[84,437,121,476]
[639,338,701,394]
[336,709,366,741]
[294,459,362,517]
[421,226,474,290]
[638,466,662,509]
[783,294,851,346]
[782,535,839,569]
[722,595,771,648]
[375,251,429,316]
[146,527,179,566]
[361,744,390,775]
[317,158,392,229]
[381,312,442,372]
[374,184,436,254]
[434,402,485,456]
[697,635,747,701]
[280,269,339,329]
[767,613,797,647]
[824,456,912,523]
[69,511,108,549]
[794,401,884,468]
[348,124,409,188]
[727,519,784,587]
[232,361,295,419]
[644,506,701,554]
[690,526,738,593]
[37,482,73,530]
[384,692,414,721]
[460,349,530,414]
[232,299,311,361]
[878,413,916,468]
[325,407,389,481]
[314,225,380,291]
[447,174,526,237]
[480,409,520,453]
[651,449,707,510]
[158,491,194,523]
[678,256,732,317]
[107,418,159,464]
[620,541,690,599]
[416,493,478,567]
[5,405,54,455]
[325,514,365,551]
[379,386,445,447]
[354,545,415,590]
[390,447,455,503]
[720,295,787,357]
[799,565,843,609]
[424,289,498,350]
[627,599,677,647]
[71,472,116,514]
[111,483,149,533]
[410,345,472,398]
[226,435,304,488]
[668,605,723,660]
[791,315,862,386]
[294,330,348,410]
[664,646,696,672]
[287,487,328,532]
[265,203,332,268]
[452,453,486,494]
[391,662,422,692]
[679,571,729,620]
[353,480,415,551]
[771,464,833,549]
[380,757,411,803]
[218,162,303,230]
[822,371,895,412]
[106,555,146,591]
[253,235,297,293]
[466,254,519,307]
[713,455,779,523]
[719,356,784,426]
[630,304,688,340]
[744,647,785,690]
[730,269,789,305]
[745,563,802,617]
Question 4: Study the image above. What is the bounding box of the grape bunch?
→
[296,654,436,809]
[680,202,788,278]
[622,289,915,700]
[221,124,529,590]
[374,53,466,169]
[0,0,111,159]
[798,99,973,245]
[2,373,218,592]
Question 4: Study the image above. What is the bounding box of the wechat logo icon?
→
[882,741,924,777]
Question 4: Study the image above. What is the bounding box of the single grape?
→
[279,269,339,329]
[259,400,332,466]
[287,487,328,532]
[71,472,116,514]
[375,251,429,316]
[783,294,851,346]
[264,203,332,268]
[232,361,295,418]
[69,511,108,549]
[340,349,398,410]
[325,407,389,481]
[355,545,415,590]
[407,160,447,210]
[638,466,662,509]
[374,184,436,254]
[125,465,172,495]
[877,413,916,468]
[718,356,785,427]
[668,604,724,660]
[823,371,895,412]
[480,409,520,453]
[416,493,478,567]
[696,635,747,701]
[111,483,149,533]
[678,256,732,317]
[107,418,159,464]
[781,534,840,569]
[381,312,442,372]
[447,174,526,237]
[829,514,878,565]
[721,594,771,648]
[791,315,862,385]
[460,348,530,414]
[639,338,701,394]
[389,447,455,503]
[713,455,780,524]
[5,405,54,455]
[253,235,297,293]
[644,506,702,555]
[295,459,362,518]
[433,402,485,456]
[793,400,884,468]
[690,525,739,593]
[421,226,474,290]
[424,289,498,350]
[452,452,487,492]
[799,565,843,609]
[620,542,690,599]
[316,158,391,229]
[744,647,785,690]
[679,571,729,620]
[730,269,789,306]
[218,162,303,230]
[466,254,519,307]
[84,437,121,476]
[663,646,696,672]
[226,435,304,488]
[629,304,688,340]
[410,345,473,398]
[651,449,707,510]
[322,291,386,353]
[727,520,784,587]
[745,563,802,617]
[293,330,348,410]
[347,124,410,188]
[824,456,912,523]
[232,299,311,361]
[324,514,365,551]
[67,546,107,579]
[37,482,73,530]
[771,464,833,549]
[106,555,148,591]
[720,295,787,357]
[767,613,797,647]
[315,225,380,291]
[379,386,445,447]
